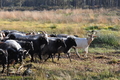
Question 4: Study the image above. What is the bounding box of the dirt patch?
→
[0,52,120,78]
[94,55,110,59]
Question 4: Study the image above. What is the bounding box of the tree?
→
[0,0,2,8]
[19,0,25,7]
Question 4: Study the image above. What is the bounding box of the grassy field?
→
[0,8,120,80]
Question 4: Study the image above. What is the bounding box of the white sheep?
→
[72,30,97,57]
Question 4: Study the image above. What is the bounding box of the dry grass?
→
[0,8,119,37]
[0,8,119,24]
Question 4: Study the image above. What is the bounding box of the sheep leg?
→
[72,47,80,58]
[44,54,50,62]
[84,52,88,57]
[30,54,34,62]
[38,52,43,60]
[66,52,72,62]
[84,48,88,57]
[51,55,55,62]
[57,53,61,61]
[7,63,10,76]
[12,60,16,68]
[53,53,56,58]
[1,64,5,73]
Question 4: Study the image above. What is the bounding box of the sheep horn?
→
[38,31,46,36]
[31,31,36,35]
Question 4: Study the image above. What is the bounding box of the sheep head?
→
[87,30,97,45]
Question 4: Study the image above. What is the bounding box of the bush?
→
[85,26,100,30]
[85,25,120,31]
[91,34,120,48]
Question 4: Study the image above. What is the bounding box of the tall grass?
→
[0,8,119,24]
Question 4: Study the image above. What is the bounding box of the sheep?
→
[43,37,77,62]
[16,40,34,59]
[56,37,77,62]
[0,42,25,75]
[6,31,49,62]
[4,40,26,63]
[72,30,97,57]
[7,30,48,40]
[40,38,66,62]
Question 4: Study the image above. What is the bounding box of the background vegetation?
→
[0,0,120,10]
[0,8,120,80]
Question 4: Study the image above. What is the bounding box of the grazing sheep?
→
[0,42,24,75]
[16,40,34,59]
[5,40,26,62]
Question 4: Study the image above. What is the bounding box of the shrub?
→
[85,26,100,30]
[91,34,120,48]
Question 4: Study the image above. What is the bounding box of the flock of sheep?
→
[0,30,97,75]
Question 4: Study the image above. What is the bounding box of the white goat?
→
[72,31,97,57]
